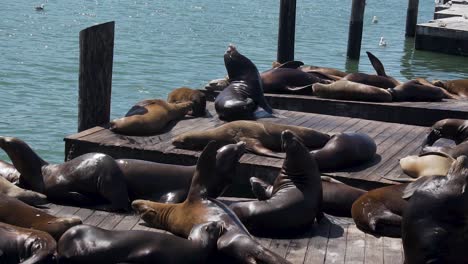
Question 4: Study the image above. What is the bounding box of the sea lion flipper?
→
[286,85,312,93]
[242,138,285,159]
[402,176,438,199]
[124,105,148,117]
[249,177,273,200]
[366,51,387,77]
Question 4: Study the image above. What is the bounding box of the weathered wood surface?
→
[202,90,468,127]
[43,199,404,264]
[64,102,440,190]
[434,3,468,19]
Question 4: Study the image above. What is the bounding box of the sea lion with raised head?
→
[0,193,81,240]
[399,152,455,179]
[167,87,207,117]
[229,130,323,235]
[312,80,393,102]
[0,176,48,206]
[0,160,20,183]
[132,141,291,264]
[402,156,468,264]
[0,222,56,264]
[422,118,468,147]
[0,136,130,211]
[312,132,377,171]
[433,79,468,98]
[110,99,193,136]
[172,120,330,158]
[117,141,245,203]
[214,45,274,121]
[57,222,224,264]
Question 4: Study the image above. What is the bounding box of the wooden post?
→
[277,0,296,63]
[347,0,366,60]
[78,21,114,132]
[405,0,419,37]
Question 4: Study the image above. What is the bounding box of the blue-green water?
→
[1,0,467,163]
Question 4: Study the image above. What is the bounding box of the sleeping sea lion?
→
[132,141,291,264]
[432,79,468,98]
[57,222,224,264]
[422,118,468,147]
[0,176,48,206]
[399,152,455,179]
[110,99,193,136]
[214,45,274,121]
[389,79,453,101]
[312,80,392,102]
[172,120,330,158]
[0,136,130,211]
[229,130,323,235]
[167,87,207,117]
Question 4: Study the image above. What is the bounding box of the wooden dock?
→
[202,90,468,127]
[43,198,404,264]
[434,3,468,19]
[65,102,439,191]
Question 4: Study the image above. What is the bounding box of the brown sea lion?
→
[57,222,224,264]
[433,79,468,98]
[167,87,207,117]
[117,141,245,203]
[0,177,48,206]
[389,79,453,101]
[0,136,130,211]
[422,118,468,147]
[312,132,377,171]
[110,99,193,136]
[399,152,455,179]
[248,176,366,217]
[172,120,331,158]
[0,222,56,264]
[214,45,274,121]
[422,141,468,159]
[132,141,291,264]
[0,193,81,240]
[312,80,393,102]
[402,156,468,264]
[0,160,20,183]
[229,130,323,235]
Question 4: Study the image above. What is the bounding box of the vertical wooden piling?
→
[405,0,419,37]
[347,0,366,60]
[277,0,296,63]
[78,21,115,132]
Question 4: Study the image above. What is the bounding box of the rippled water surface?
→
[1,0,467,163]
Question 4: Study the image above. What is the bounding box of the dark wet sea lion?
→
[422,141,468,159]
[248,176,365,218]
[422,118,468,147]
[110,99,193,136]
[300,65,348,78]
[0,136,130,211]
[0,222,56,264]
[433,79,468,98]
[167,87,207,117]
[229,130,323,235]
[0,193,81,240]
[57,222,224,264]
[117,141,245,203]
[214,45,274,121]
[172,120,331,158]
[402,156,468,264]
[312,132,377,171]
[399,152,455,179]
[312,80,393,102]
[0,176,48,206]
[132,141,291,264]
[0,160,20,183]
[389,79,451,101]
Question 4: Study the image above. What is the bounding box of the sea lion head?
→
[24,230,57,264]
[400,152,455,178]
[423,119,462,146]
[281,130,319,175]
[188,221,225,249]
[432,80,445,88]
[224,44,258,81]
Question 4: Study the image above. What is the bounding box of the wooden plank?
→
[364,233,384,264]
[324,223,348,264]
[43,204,64,216]
[303,219,331,264]
[83,210,110,226]
[55,205,81,218]
[269,238,291,259]
[383,237,404,264]
[97,213,125,230]
[65,126,105,140]
[344,225,366,264]
[73,208,94,222]
[113,215,141,231]
[285,229,312,263]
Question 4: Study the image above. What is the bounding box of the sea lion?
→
[167,87,207,117]
[110,99,193,136]
[300,65,348,78]
[229,130,323,235]
[214,45,274,121]
[172,120,331,158]
[248,176,366,217]
[402,156,468,264]
[0,136,130,211]
[57,222,224,264]
[422,118,468,147]
[312,132,377,171]
[117,141,245,203]
[0,222,56,264]
[422,141,468,159]
[389,79,452,101]
[312,80,393,102]
[399,151,455,179]
[0,177,48,206]
[0,193,81,240]
[433,79,468,98]
[0,160,20,183]
[132,141,291,264]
